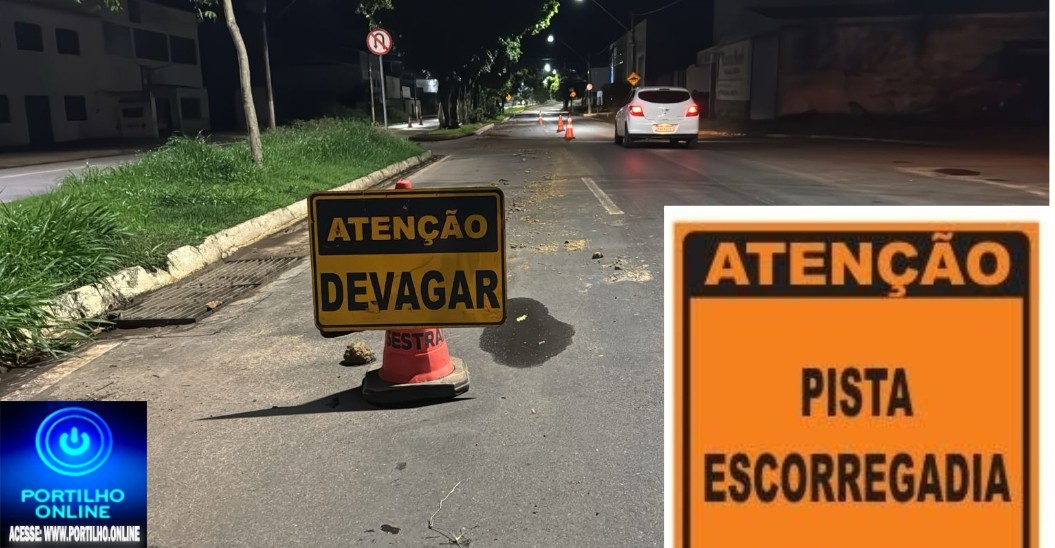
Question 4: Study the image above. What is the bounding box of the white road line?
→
[401,154,453,183]
[0,167,70,180]
[895,166,1049,198]
[582,176,624,215]
[3,341,122,401]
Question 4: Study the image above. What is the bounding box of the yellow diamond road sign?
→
[627,71,640,86]
[309,187,507,332]
[570,90,577,98]
[506,94,512,101]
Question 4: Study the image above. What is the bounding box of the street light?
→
[544,63,551,72]
[574,0,685,78]
[547,34,594,114]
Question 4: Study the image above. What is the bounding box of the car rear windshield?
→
[638,90,690,104]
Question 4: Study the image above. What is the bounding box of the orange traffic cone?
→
[361,179,470,406]
[564,115,575,141]
[556,114,564,133]
[407,116,413,128]
[418,115,424,126]
[538,111,543,125]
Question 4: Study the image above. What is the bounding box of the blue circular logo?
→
[35,407,113,477]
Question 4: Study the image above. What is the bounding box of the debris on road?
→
[563,239,586,251]
[206,300,223,311]
[592,251,604,259]
[428,481,467,546]
[342,341,376,366]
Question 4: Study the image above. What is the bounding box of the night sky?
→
[195,0,1045,128]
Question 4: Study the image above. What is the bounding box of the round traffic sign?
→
[367,28,393,56]
[586,83,593,91]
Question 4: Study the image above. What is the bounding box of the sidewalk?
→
[697,115,1048,151]
[0,133,246,169]
[385,115,440,133]
[0,140,158,169]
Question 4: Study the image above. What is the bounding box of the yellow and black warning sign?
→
[674,223,1038,548]
[309,187,505,332]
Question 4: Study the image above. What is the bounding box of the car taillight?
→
[686,104,699,116]
[629,105,644,116]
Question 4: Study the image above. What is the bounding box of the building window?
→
[128,0,142,23]
[65,96,88,121]
[15,22,44,52]
[103,22,133,57]
[0,95,10,124]
[180,97,202,120]
[134,29,168,62]
[122,107,144,119]
[56,28,80,55]
[170,36,197,65]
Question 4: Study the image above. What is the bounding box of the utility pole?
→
[629,11,636,77]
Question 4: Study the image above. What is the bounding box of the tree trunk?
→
[438,75,460,129]
[222,0,263,164]
[261,1,276,130]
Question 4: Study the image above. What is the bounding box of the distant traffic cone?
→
[408,116,413,128]
[418,115,424,126]
[361,179,470,406]
[538,111,543,125]
[556,114,564,133]
[564,115,575,140]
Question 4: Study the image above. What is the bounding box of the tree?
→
[76,0,264,164]
[358,0,558,128]
[243,0,276,130]
[219,0,264,163]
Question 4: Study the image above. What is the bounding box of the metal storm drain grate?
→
[112,257,301,328]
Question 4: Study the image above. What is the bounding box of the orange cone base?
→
[362,357,469,406]
[565,129,575,140]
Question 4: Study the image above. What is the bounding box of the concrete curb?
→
[474,123,496,135]
[0,150,135,170]
[53,151,434,321]
[765,133,941,146]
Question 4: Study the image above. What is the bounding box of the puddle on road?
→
[935,168,981,176]
[480,298,574,367]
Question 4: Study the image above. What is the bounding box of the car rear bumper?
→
[628,132,698,140]
[626,117,699,137]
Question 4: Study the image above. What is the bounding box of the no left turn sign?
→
[367,28,393,56]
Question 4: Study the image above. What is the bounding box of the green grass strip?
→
[0,117,422,365]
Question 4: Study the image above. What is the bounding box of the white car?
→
[614,86,700,148]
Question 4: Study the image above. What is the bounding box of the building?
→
[0,0,209,148]
[607,2,713,88]
[687,0,1048,121]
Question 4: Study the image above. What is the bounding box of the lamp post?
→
[575,0,634,75]
[574,0,685,82]
[548,34,593,114]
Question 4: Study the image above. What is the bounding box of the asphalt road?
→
[1,106,1048,547]
[0,154,139,202]
[498,104,1048,206]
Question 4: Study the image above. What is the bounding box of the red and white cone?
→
[361,178,470,405]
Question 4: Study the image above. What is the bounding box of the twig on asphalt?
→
[428,480,466,546]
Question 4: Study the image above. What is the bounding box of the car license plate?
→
[653,123,677,133]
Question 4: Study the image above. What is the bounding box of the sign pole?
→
[367,28,394,129]
[378,55,388,129]
[368,56,377,126]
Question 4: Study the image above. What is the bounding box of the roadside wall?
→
[777,12,1047,120]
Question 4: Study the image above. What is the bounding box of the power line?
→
[632,0,683,16]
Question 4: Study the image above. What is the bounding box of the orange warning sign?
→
[673,224,1038,548]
